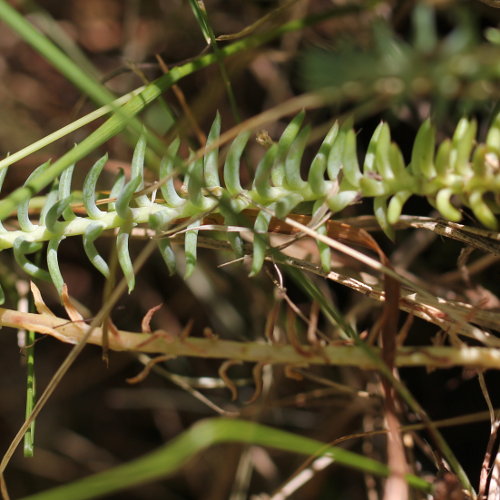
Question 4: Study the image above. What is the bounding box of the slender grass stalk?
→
[0,3,366,222]
[0,0,165,158]
[0,0,113,107]
[0,87,145,172]
[22,1,99,79]
[188,0,242,122]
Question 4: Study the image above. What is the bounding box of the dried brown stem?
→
[1,307,500,369]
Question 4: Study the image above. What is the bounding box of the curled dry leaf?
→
[219,359,243,401]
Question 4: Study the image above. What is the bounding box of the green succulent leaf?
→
[117,223,135,293]
[272,111,306,187]
[13,238,51,281]
[342,129,362,188]
[284,124,310,191]
[159,139,184,207]
[83,222,109,278]
[224,130,251,197]
[18,161,51,232]
[436,188,462,221]
[204,113,221,188]
[45,197,73,234]
[184,219,202,279]
[308,121,338,196]
[410,119,436,179]
[387,190,412,225]
[116,177,142,220]
[187,155,211,210]
[374,196,395,241]
[47,236,65,295]
[250,205,274,276]
[253,144,279,201]
[468,190,498,230]
[58,162,76,221]
[130,133,150,208]
[83,154,108,219]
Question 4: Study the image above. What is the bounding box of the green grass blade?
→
[22,2,99,79]
[0,0,114,108]
[0,0,164,158]
[282,263,357,339]
[0,4,366,222]
[20,418,431,500]
[187,0,241,122]
[0,87,145,173]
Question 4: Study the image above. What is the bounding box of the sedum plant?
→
[0,1,499,499]
[0,106,498,500]
[0,110,498,301]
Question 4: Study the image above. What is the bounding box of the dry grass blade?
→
[128,230,499,341]
[347,215,500,256]
[259,208,499,346]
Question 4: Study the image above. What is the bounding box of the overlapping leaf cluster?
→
[0,110,498,302]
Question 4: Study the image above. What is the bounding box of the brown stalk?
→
[4,305,500,368]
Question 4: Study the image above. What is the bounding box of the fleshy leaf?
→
[204,113,221,188]
[58,162,76,220]
[131,132,150,208]
[250,204,274,276]
[83,154,108,219]
[374,196,395,241]
[436,188,462,221]
[160,139,184,207]
[109,168,126,211]
[224,131,250,197]
[45,197,73,234]
[468,190,498,230]
[253,144,279,201]
[410,119,436,179]
[342,130,362,188]
[272,111,306,186]
[184,219,201,278]
[117,223,135,293]
[47,236,65,295]
[13,238,51,281]
[284,125,310,190]
[116,177,141,220]
[83,222,110,278]
[18,160,51,232]
[308,121,338,196]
